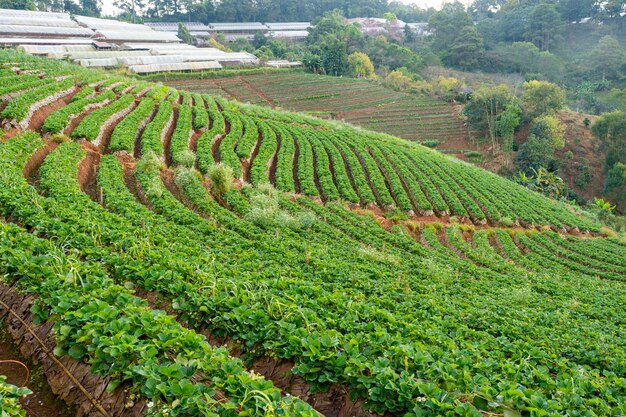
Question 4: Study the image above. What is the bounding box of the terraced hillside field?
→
[1,50,626,417]
[165,72,469,145]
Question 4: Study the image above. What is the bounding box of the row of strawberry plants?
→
[234,115,258,159]
[385,147,452,215]
[338,135,394,207]
[402,149,469,218]
[218,111,243,177]
[0,78,75,124]
[109,97,155,153]
[191,92,209,130]
[330,135,375,204]
[270,121,296,192]
[170,104,193,166]
[249,120,276,185]
[306,131,339,201]
[42,89,115,134]
[0,74,47,97]
[71,94,134,141]
[318,132,360,203]
[410,151,486,222]
[525,232,625,280]
[140,101,172,157]
[196,96,225,172]
[381,144,446,214]
[290,126,318,196]
[561,235,626,267]
[366,143,413,211]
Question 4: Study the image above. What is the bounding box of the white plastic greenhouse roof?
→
[0,37,94,45]
[95,29,180,42]
[0,8,69,20]
[118,55,189,65]
[76,57,119,67]
[0,25,95,37]
[145,22,210,32]
[121,42,197,50]
[17,44,95,55]
[0,17,79,27]
[265,60,303,68]
[74,15,153,31]
[209,22,266,31]
[268,30,309,39]
[149,47,222,55]
[265,22,311,30]
[129,61,222,74]
[64,50,151,59]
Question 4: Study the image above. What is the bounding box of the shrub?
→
[177,150,196,169]
[565,150,574,159]
[422,140,440,148]
[207,163,234,195]
[464,151,482,158]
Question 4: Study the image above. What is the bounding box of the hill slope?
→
[164,72,469,145]
[1,50,625,417]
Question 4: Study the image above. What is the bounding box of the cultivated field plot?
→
[165,72,469,144]
[1,50,626,417]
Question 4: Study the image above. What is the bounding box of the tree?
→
[557,0,596,23]
[0,0,36,9]
[448,25,485,69]
[113,0,144,23]
[522,80,566,119]
[302,52,322,74]
[319,34,348,76]
[591,111,626,211]
[403,23,415,43]
[347,52,375,78]
[592,111,626,170]
[515,135,557,175]
[530,115,566,149]
[463,85,517,149]
[525,3,564,51]
[428,5,473,54]
[590,35,625,81]
[307,10,347,45]
[496,104,521,154]
[178,23,194,45]
[78,0,101,16]
[383,11,397,21]
[384,70,413,91]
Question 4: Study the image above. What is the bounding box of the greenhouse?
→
[128,61,222,73]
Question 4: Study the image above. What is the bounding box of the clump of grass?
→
[177,150,196,168]
[245,184,316,230]
[207,163,234,195]
[51,133,70,143]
